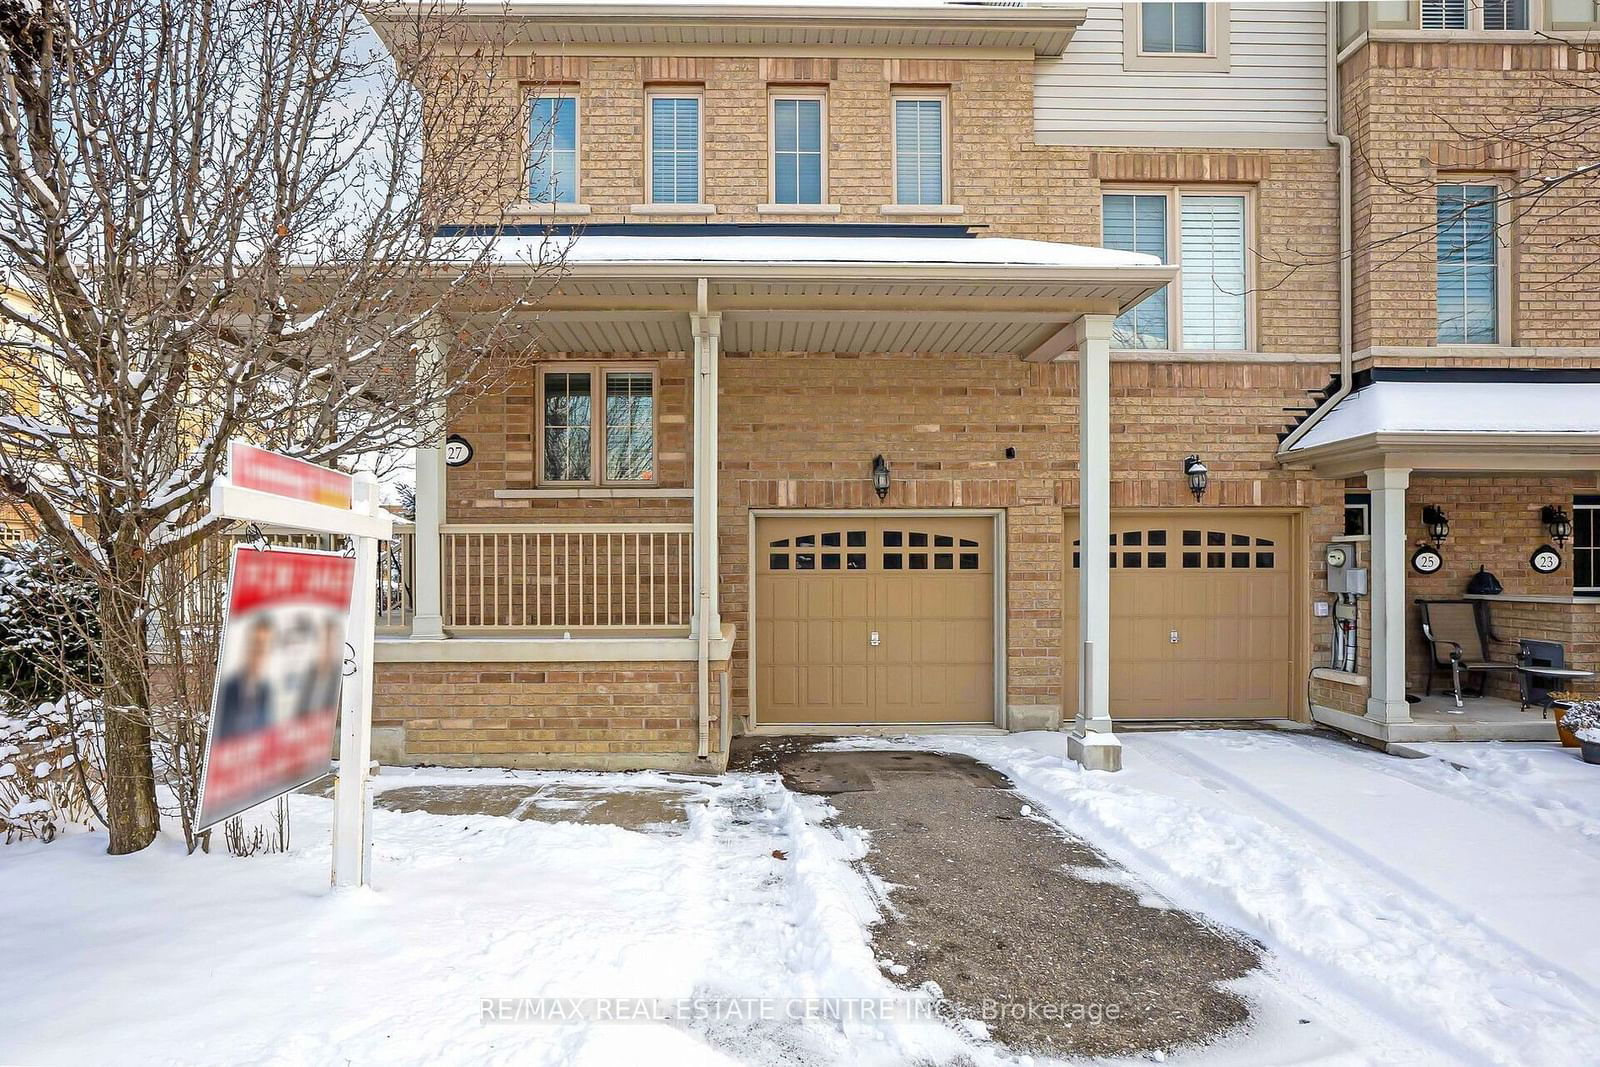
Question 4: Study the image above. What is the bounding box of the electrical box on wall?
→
[1326,541,1368,596]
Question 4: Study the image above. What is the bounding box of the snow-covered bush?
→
[0,540,100,705]
[0,695,104,843]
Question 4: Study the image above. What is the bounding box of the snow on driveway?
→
[6,734,1599,1067]
[0,769,989,1067]
[896,731,1600,1067]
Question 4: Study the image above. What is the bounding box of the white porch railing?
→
[439,523,693,632]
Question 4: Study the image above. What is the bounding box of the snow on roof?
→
[1287,379,1600,452]
[487,234,1162,271]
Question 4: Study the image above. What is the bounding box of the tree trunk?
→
[100,547,161,854]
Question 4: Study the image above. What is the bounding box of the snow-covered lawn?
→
[4,732,1600,1066]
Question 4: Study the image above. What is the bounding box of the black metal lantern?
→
[1423,504,1451,548]
[1542,504,1573,547]
[1183,455,1209,502]
[872,454,890,501]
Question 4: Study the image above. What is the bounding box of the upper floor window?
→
[1550,0,1600,29]
[1141,2,1208,53]
[528,95,578,205]
[648,94,702,205]
[892,94,946,207]
[771,94,825,205]
[1361,0,1536,32]
[1103,188,1250,352]
[1576,496,1600,596]
[539,364,657,486]
[1436,183,1501,344]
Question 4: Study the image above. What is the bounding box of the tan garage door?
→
[755,515,995,725]
[1065,511,1294,720]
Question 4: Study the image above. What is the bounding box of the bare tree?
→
[0,0,565,853]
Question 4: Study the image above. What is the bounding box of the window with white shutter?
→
[649,95,701,205]
[1179,195,1248,351]
[1421,0,1468,28]
[893,96,945,206]
[1102,187,1250,352]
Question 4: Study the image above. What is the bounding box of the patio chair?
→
[1416,599,1521,709]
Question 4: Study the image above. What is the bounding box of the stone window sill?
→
[756,203,842,215]
[507,202,592,217]
[630,203,718,216]
[879,203,964,216]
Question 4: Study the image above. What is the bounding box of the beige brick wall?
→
[1342,41,1600,355]
[458,52,1340,354]
[374,660,725,768]
[716,351,1340,721]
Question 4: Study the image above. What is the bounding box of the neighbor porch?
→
[1281,369,1600,747]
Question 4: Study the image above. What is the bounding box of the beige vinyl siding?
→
[1035,3,1329,148]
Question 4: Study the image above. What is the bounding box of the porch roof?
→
[1279,371,1600,476]
[462,232,1173,359]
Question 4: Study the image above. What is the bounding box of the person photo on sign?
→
[215,617,277,739]
[297,618,345,720]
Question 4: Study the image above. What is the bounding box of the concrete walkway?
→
[730,737,1262,1059]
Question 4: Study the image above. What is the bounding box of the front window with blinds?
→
[528,96,578,205]
[1104,194,1170,349]
[1436,184,1500,344]
[1577,497,1600,596]
[893,96,945,206]
[1102,188,1248,351]
[772,96,825,205]
[1421,0,1468,27]
[648,95,702,205]
[1141,2,1208,53]
[540,365,657,485]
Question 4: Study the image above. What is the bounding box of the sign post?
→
[206,443,393,889]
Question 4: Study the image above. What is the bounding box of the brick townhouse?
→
[365,1,1600,772]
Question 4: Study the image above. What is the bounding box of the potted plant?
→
[1549,691,1585,748]
[1557,701,1600,765]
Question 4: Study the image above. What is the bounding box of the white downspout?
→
[1278,1,1353,455]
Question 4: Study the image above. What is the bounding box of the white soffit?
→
[400,2,1089,56]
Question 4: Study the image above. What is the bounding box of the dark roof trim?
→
[436,222,980,240]
[1364,366,1600,385]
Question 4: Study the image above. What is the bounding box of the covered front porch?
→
[1282,370,1600,747]
[374,228,1175,769]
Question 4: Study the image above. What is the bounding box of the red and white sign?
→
[229,441,353,510]
[196,546,356,830]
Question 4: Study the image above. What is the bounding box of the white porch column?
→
[1068,313,1122,772]
[1365,466,1412,725]
[408,329,448,640]
[691,311,722,759]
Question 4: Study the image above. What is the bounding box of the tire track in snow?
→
[1132,733,1600,1064]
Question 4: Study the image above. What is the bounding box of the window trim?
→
[889,90,951,209]
[767,89,829,208]
[536,362,660,488]
[645,89,705,207]
[527,91,581,208]
[1576,495,1600,596]
[1123,3,1232,73]
[1434,176,1514,347]
[1101,183,1256,353]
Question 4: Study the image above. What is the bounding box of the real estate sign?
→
[195,546,356,830]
